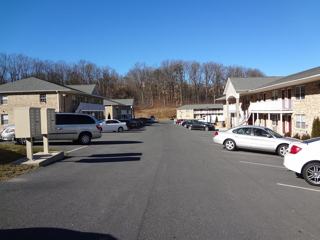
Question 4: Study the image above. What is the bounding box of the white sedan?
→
[99,119,128,132]
[284,138,320,186]
[213,126,295,157]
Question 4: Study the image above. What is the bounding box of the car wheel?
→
[16,138,26,145]
[277,144,288,157]
[302,162,320,186]
[224,139,236,151]
[295,172,303,179]
[78,133,91,145]
[118,127,124,132]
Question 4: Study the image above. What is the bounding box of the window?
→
[0,95,8,104]
[253,128,270,138]
[56,114,95,125]
[1,114,8,125]
[295,86,305,100]
[263,93,266,101]
[295,114,306,129]
[272,90,278,100]
[40,94,47,103]
[233,127,252,135]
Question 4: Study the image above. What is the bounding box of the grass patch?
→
[135,106,177,120]
[0,143,55,181]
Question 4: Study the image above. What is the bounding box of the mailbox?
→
[41,108,56,134]
[14,107,41,138]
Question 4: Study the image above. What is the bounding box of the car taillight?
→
[96,125,102,132]
[213,131,219,136]
[290,145,302,154]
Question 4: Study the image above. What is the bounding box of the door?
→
[287,89,292,109]
[50,114,78,140]
[232,127,255,148]
[251,128,276,151]
[288,115,292,136]
[104,120,116,132]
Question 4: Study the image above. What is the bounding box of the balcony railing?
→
[249,99,292,111]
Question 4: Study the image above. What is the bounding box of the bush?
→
[293,133,300,139]
[301,133,311,140]
[284,132,291,137]
[311,117,320,138]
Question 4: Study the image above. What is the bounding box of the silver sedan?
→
[213,126,297,157]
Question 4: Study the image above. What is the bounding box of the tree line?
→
[0,53,264,106]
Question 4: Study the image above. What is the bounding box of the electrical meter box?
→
[14,107,41,138]
[41,108,56,134]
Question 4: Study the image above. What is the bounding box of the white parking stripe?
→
[66,146,88,154]
[239,161,285,169]
[277,183,320,193]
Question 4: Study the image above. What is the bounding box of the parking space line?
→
[239,161,285,169]
[277,183,320,193]
[66,146,88,154]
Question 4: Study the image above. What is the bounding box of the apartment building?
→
[220,66,320,136]
[177,104,224,123]
[0,77,104,127]
[104,99,134,120]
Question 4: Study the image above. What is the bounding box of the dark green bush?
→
[301,133,311,140]
[293,133,300,139]
[311,117,320,138]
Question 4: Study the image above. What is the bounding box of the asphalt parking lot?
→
[1,122,320,240]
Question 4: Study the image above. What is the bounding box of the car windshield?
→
[265,128,283,138]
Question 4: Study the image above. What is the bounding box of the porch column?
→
[252,113,255,126]
[236,97,240,126]
[267,113,271,128]
[226,99,230,128]
[280,113,283,134]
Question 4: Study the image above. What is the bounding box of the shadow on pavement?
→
[77,156,141,163]
[44,140,143,146]
[90,153,142,157]
[63,153,143,163]
[91,140,143,145]
[0,227,117,240]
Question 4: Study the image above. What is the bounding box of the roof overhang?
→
[249,74,320,93]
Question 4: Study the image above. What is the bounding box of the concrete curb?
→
[15,151,64,167]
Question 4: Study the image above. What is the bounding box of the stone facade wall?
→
[292,81,320,135]
[0,93,58,126]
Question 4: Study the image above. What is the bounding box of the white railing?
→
[249,99,292,112]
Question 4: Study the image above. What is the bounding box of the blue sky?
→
[0,0,319,76]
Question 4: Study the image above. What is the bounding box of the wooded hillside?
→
[0,53,264,106]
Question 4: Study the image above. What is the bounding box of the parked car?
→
[99,119,128,132]
[284,137,320,186]
[119,119,143,129]
[181,120,195,128]
[189,121,215,131]
[15,113,102,145]
[0,125,15,141]
[213,126,296,157]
